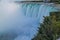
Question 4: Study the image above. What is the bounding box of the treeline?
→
[32,12,60,40]
[50,0,60,3]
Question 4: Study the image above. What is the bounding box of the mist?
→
[0,0,58,40]
[0,0,39,40]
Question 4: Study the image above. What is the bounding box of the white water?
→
[0,0,59,40]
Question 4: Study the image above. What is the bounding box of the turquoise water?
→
[0,2,59,40]
[18,3,58,22]
[14,3,59,40]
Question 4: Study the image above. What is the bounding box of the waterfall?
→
[14,3,59,40]
[18,3,58,22]
[0,0,59,40]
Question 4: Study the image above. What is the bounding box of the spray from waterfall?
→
[0,0,59,40]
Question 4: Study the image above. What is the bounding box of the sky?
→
[0,0,59,40]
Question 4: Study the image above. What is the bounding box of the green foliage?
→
[50,0,60,3]
[32,13,60,40]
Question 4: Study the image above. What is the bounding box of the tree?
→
[32,12,60,40]
[50,0,60,3]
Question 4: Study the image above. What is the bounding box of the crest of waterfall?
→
[18,3,58,22]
